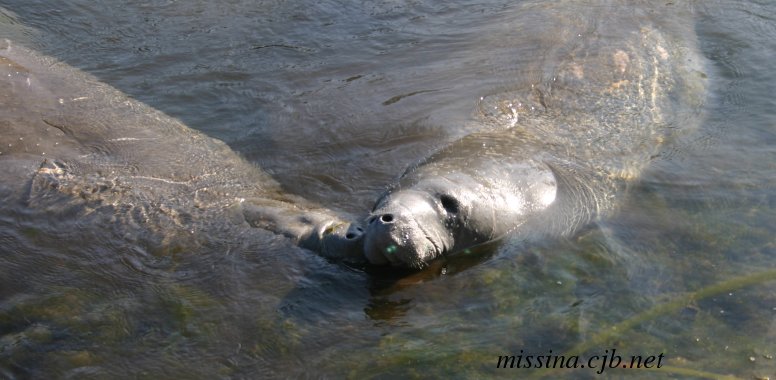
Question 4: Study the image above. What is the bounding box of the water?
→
[1,0,775,378]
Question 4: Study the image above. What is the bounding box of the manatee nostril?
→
[380,214,394,223]
[440,194,459,214]
[346,233,357,239]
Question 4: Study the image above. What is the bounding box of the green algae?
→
[529,268,776,379]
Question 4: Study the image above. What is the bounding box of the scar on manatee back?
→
[0,56,30,73]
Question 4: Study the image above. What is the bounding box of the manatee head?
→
[364,189,455,268]
[363,161,558,269]
[240,199,366,263]
[315,221,366,263]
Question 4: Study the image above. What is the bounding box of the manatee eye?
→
[439,194,459,214]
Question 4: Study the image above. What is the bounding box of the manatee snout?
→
[318,221,366,262]
[363,190,451,268]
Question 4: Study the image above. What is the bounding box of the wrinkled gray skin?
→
[0,39,364,262]
[364,2,708,268]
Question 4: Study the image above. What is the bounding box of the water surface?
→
[1,0,774,378]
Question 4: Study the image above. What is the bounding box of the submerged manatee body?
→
[364,2,708,268]
[0,39,363,260]
[1,1,708,272]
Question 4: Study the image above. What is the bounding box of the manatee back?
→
[0,40,284,243]
[476,1,708,180]
[1,40,361,255]
[1,39,274,195]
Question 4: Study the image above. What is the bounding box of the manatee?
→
[363,3,708,268]
[0,39,364,261]
[1,2,709,272]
